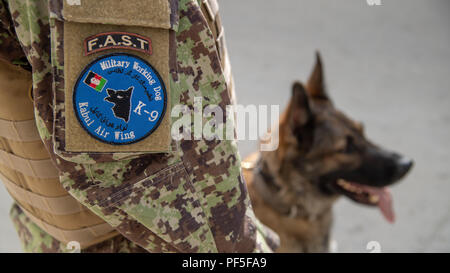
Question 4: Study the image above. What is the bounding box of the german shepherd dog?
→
[243,53,413,252]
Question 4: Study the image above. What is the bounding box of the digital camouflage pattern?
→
[10,204,147,253]
[0,2,29,68]
[0,0,279,252]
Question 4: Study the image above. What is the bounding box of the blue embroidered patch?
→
[73,53,166,145]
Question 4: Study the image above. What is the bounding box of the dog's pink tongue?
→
[364,186,395,223]
[377,187,395,223]
[356,184,395,223]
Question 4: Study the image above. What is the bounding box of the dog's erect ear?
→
[106,89,115,96]
[289,82,315,152]
[126,87,134,93]
[290,82,312,128]
[307,52,329,100]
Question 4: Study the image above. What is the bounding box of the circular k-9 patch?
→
[73,53,166,145]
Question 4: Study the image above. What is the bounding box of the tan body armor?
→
[0,0,232,250]
[0,59,118,248]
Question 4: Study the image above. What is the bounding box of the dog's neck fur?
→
[255,152,335,221]
[250,144,337,252]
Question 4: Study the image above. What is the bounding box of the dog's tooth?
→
[338,179,362,194]
[369,195,380,204]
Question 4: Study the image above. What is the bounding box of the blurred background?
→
[0,0,449,252]
[220,0,449,252]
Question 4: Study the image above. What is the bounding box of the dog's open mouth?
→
[334,179,394,223]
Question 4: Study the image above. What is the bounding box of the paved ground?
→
[0,0,449,252]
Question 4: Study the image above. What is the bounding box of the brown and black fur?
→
[244,53,413,252]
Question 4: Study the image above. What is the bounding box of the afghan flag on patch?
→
[84,71,107,92]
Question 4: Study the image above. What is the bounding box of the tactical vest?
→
[0,0,233,250]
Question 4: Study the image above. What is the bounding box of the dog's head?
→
[105,87,133,104]
[104,87,133,122]
[273,53,413,222]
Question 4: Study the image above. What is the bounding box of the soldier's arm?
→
[0,0,278,253]
[0,2,30,69]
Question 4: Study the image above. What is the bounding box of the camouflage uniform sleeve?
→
[0,0,30,69]
[3,0,279,253]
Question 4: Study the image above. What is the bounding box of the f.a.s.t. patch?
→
[84,32,152,56]
[73,53,166,145]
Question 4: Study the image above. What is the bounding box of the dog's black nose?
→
[394,156,413,179]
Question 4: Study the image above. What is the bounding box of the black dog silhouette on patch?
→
[104,87,133,122]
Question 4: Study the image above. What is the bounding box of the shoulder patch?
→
[73,53,166,145]
[84,32,152,56]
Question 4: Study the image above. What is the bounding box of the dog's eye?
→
[343,136,356,154]
[338,136,356,154]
